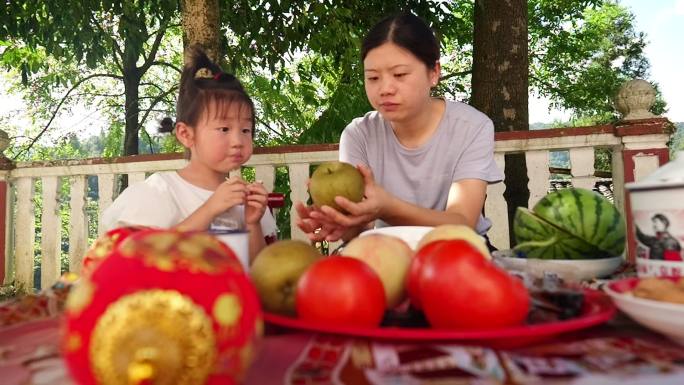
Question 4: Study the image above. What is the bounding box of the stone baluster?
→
[0,129,13,284]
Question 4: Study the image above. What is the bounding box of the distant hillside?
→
[530,122,556,130]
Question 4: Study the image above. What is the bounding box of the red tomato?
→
[416,240,529,329]
[407,240,450,309]
[296,256,386,328]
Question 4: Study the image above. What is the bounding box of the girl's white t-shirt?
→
[101,171,278,240]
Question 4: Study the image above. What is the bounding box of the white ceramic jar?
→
[626,151,684,277]
[209,229,250,270]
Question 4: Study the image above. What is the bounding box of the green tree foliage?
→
[2,0,661,154]
[1,0,182,157]
[528,1,664,121]
[670,122,684,155]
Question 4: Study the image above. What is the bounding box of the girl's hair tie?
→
[194,68,213,79]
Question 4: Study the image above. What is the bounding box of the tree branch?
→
[139,21,168,73]
[140,128,154,154]
[147,23,181,38]
[137,85,179,135]
[13,73,124,160]
[71,92,126,98]
[139,82,168,94]
[439,70,472,82]
[529,74,564,96]
[151,60,182,74]
[256,116,289,142]
[90,13,124,73]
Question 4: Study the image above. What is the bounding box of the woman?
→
[296,12,503,246]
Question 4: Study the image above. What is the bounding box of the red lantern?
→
[81,226,145,277]
[63,229,261,385]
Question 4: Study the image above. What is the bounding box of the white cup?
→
[626,151,684,278]
[209,230,250,270]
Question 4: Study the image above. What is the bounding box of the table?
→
[3,314,684,385]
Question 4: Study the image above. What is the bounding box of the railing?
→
[0,117,672,289]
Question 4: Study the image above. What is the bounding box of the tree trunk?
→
[119,46,141,191]
[120,1,143,157]
[471,0,529,247]
[181,0,221,64]
[123,73,141,157]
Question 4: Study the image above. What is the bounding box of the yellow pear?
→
[309,161,364,212]
[250,240,322,315]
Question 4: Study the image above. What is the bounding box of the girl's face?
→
[177,101,254,178]
[363,42,440,123]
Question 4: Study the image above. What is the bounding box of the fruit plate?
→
[263,289,615,348]
[604,277,684,346]
[492,249,624,281]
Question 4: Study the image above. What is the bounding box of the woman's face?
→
[363,42,439,123]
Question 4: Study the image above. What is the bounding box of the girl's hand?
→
[206,177,248,215]
[244,181,268,225]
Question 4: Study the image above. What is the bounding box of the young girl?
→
[102,46,277,266]
[296,13,503,247]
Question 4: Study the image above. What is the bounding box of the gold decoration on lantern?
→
[90,290,216,385]
[239,341,256,377]
[177,233,234,273]
[66,280,95,315]
[119,232,177,258]
[118,231,233,274]
[213,293,242,327]
[92,237,115,258]
[64,333,82,353]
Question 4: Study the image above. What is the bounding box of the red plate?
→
[264,289,616,348]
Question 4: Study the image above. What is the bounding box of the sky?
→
[1,0,682,144]
[529,0,684,123]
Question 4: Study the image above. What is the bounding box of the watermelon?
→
[513,207,612,260]
[513,188,626,259]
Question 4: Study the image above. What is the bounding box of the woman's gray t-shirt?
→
[338,100,503,234]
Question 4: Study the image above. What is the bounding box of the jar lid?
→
[626,151,684,191]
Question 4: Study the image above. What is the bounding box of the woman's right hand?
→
[295,202,350,242]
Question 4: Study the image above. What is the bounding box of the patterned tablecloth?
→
[2,272,684,384]
[2,315,684,385]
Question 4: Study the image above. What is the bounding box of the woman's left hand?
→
[244,181,268,225]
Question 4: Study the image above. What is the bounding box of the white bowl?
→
[360,226,433,250]
[492,249,624,281]
[604,277,684,345]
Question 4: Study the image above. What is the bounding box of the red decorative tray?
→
[264,289,616,347]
